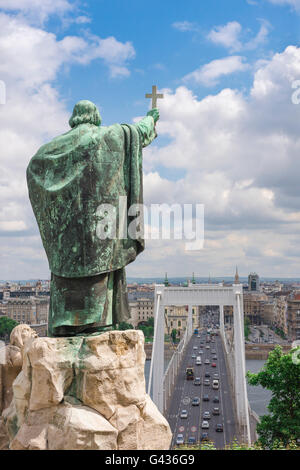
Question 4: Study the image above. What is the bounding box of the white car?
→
[205,359,210,364]
[180,410,188,419]
[203,411,211,420]
[201,420,209,429]
[176,434,184,445]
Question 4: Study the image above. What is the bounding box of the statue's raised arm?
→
[133,107,159,148]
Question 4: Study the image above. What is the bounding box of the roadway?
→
[166,329,237,449]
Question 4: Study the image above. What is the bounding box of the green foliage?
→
[246,345,300,449]
[116,321,134,330]
[174,437,300,450]
[0,316,18,339]
[171,329,177,343]
[273,326,286,340]
[137,320,154,342]
[244,317,251,340]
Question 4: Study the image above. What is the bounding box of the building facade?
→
[248,273,260,292]
[287,293,300,341]
[3,296,49,325]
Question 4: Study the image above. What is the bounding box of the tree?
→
[116,321,134,330]
[171,329,177,344]
[244,316,251,340]
[246,345,300,449]
[0,316,18,339]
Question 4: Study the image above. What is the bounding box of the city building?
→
[164,305,199,336]
[3,296,49,325]
[248,273,260,292]
[129,297,154,327]
[243,292,268,324]
[287,292,300,341]
[273,296,288,336]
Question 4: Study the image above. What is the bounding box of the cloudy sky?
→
[1,0,300,280]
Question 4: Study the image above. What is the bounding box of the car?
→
[194,377,201,386]
[213,373,219,379]
[201,432,209,441]
[211,350,216,354]
[193,346,198,350]
[206,345,210,349]
[212,379,219,390]
[205,372,211,378]
[212,407,220,415]
[192,397,200,406]
[176,434,184,445]
[192,354,196,359]
[201,420,209,429]
[203,411,211,420]
[199,350,204,354]
[188,436,196,445]
[213,396,219,403]
[203,394,210,402]
[215,424,223,432]
[205,359,210,364]
[180,410,188,418]
[197,335,201,338]
[212,356,217,360]
[204,379,210,386]
[211,362,217,367]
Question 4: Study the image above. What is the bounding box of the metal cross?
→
[145,85,164,109]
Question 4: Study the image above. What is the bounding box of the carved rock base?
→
[3,330,172,450]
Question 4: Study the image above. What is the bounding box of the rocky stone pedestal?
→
[2,329,172,450]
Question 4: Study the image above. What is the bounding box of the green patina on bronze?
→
[27,100,158,336]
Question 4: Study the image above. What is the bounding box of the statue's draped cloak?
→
[27,117,156,278]
[26,117,156,335]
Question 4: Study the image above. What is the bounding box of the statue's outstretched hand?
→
[147,108,159,123]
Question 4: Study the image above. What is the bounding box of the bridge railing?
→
[162,327,188,414]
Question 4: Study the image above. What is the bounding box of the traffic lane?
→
[174,334,224,448]
[215,336,237,445]
[170,334,199,446]
[171,334,203,446]
[171,331,232,449]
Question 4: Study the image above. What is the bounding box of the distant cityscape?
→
[0,270,300,343]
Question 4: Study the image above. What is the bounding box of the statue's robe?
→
[27,116,156,336]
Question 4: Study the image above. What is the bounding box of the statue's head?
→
[69,100,102,128]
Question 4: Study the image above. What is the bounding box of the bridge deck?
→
[166,331,237,449]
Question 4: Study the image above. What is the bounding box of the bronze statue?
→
[27,99,159,336]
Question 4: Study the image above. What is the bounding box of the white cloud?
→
[207,20,270,52]
[0,14,135,87]
[267,0,300,10]
[172,21,199,32]
[0,0,72,22]
[244,20,271,50]
[208,21,243,52]
[136,45,300,276]
[183,56,249,86]
[0,11,137,278]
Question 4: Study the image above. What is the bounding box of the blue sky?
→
[2,0,300,279]
[50,0,300,124]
